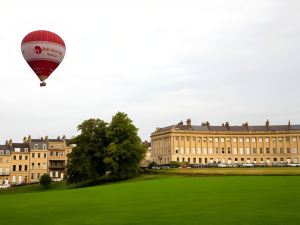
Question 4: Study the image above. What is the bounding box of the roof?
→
[156,123,300,133]
[0,145,9,150]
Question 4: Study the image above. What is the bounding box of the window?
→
[239,138,243,143]
[261,158,264,163]
[209,137,213,142]
[278,137,283,142]
[199,158,202,163]
[280,158,284,162]
[31,163,34,169]
[13,165,16,171]
[203,138,207,142]
[233,148,237,155]
[34,144,38,149]
[37,173,40,179]
[38,153,41,158]
[252,138,256,143]
[221,138,224,143]
[246,148,250,155]
[274,157,277,162]
[221,148,225,154]
[19,165,22,171]
[234,158,238,162]
[266,148,270,154]
[13,155,16,160]
[186,137,190,141]
[239,148,244,155]
[43,144,47,150]
[246,138,250,143]
[292,137,297,142]
[0,150,3,155]
[253,148,256,154]
[25,156,28,160]
[24,148,28,152]
[241,158,244,162]
[197,148,201,154]
[44,153,47,158]
[265,138,269,143]
[197,137,201,142]
[258,138,263,143]
[203,148,207,154]
[31,173,34,179]
[175,147,178,154]
[186,148,190,154]
[50,145,54,148]
[192,148,195,154]
[182,158,185,162]
[19,155,22,160]
[293,148,298,154]
[260,148,263,154]
[43,163,47,169]
[180,147,184,154]
[5,150,10,155]
[192,137,195,141]
[209,148,213,154]
[227,137,231,142]
[61,152,64,156]
[193,158,196,163]
[280,148,284,154]
[177,157,179,162]
[215,148,219,154]
[286,137,290,142]
[50,151,53,156]
[233,138,237,143]
[214,138,219,143]
[254,158,256,162]
[32,153,35,158]
[227,147,231,154]
[273,148,277,154]
[38,163,40,169]
[272,137,276,142]
[287,148,290,154]
[25,165,28,171]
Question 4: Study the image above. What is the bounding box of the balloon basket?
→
[40,82,46,87]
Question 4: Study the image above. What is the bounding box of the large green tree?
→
[67,119,108,184]
[104,112,146,179]
[67,113,146,184]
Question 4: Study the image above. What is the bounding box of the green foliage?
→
[40,173,52,189]
[67,119,108,184]
[105,112,146,179]
[67,112,146,183]
[169,161,180,167]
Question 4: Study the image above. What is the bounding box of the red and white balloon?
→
[21,30,66,86]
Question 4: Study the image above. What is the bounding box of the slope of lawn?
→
[0,175,300,225]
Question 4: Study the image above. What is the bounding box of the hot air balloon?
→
[21,30,66,87]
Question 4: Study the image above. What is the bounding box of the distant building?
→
[0,135,73,185]
[140,141,151,167]
[151,119,300,165]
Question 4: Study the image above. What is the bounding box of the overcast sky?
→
[0,0,299,142]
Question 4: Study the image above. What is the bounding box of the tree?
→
[67,119,109,184]
[40,174,52,189]
[104,112,146,179]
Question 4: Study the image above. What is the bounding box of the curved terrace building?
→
[150,119,300,165]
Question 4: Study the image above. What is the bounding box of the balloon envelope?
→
[21,30,66,82]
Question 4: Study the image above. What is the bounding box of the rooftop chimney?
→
[178,121,183,125]
[23,136,27,143]
[265,119,270,129]
[186,119,191,126]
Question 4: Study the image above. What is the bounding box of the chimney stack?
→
[186,119,191,127]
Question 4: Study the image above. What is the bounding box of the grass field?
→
[0,175,300,225]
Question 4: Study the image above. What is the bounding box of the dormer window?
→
[43,144,47,150]
[34,144,38,149]
[24,148,28,152]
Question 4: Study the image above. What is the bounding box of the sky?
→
[0,0,300,143]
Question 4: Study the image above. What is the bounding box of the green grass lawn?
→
[0,175,300,225]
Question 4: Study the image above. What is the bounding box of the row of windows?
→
[173,136,298,143]
[13,155,28,160]
[50,151,64,157]
[33,144,65,149]
[32,153,47,158]
[175,157,298,164]
[0,150,10,155]
[12,163,47,171]
[174,147,298,155]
